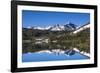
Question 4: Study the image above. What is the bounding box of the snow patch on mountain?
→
[73,24,90,34]
[49,24,65,31]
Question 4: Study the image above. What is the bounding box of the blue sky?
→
[22,10,90,28]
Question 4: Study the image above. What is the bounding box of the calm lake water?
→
[22,50,89,62]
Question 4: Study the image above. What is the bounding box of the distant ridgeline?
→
[22,22,90,53]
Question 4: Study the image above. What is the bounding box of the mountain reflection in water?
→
[37,49,75,56]
[22,41,90,62]
[22,49,89,62]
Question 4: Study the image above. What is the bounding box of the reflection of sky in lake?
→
[22,51,89,62]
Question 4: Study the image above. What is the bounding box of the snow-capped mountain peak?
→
[33,26,52,30]
[49,24,64,31]
[26,22,77,31]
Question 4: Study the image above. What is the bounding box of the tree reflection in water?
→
[22,41,76,56]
